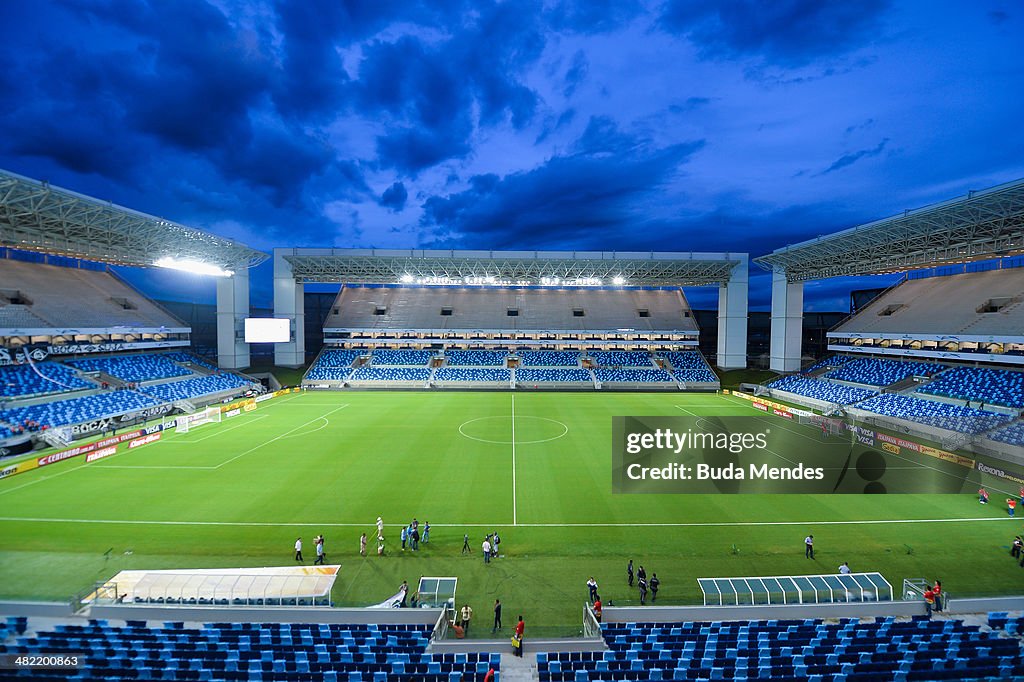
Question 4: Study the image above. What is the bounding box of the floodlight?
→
[154,257,234,277]
[400,274,415,283]
[612,275,626,286]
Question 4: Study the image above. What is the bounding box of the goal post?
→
[175,406,222,433]
[798,413,845,436]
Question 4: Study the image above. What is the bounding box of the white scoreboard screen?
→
[244,318,290,343]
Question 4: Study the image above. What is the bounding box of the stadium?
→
[3,4,1024,682]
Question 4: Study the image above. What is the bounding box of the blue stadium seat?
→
[69,354,193,382]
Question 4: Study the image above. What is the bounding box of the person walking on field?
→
[627,559,634,587]
[805,534,814,559]
[638,576,648,605]
[649,574,660,602]
[492,599,502,632]
[360,533,367,557]
[482,538,491,564]
[460,604,473,635]
[314,535,325,565]
[513,616,525,657]
[462,534,471,554]
[294,537,303,563]
[587,577,599,603]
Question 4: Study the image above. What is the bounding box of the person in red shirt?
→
[593,597,603,623]
[1007,499,1017,517]
[979,488,989,504]
[923,589,935,616]
[931,581,942,612]
[513,616,525,657]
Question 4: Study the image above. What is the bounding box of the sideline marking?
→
[512,393,517,526]
[0,516,1013,529]
[174,414,270,443]
[457,415,568,445]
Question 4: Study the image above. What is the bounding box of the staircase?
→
[499,653,538,681]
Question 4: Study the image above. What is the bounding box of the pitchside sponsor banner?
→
[0,459,38,479]
[128,433,161,449]
[85,446,118,463]
[225,408,241,418]
[976,460,1024,486]
[612,416,973,494]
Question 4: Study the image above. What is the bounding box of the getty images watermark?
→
[611,416,975,494]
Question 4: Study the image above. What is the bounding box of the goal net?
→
[176,406,222,433]
[798,413,845,436]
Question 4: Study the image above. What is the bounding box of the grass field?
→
[1,390,1021,637]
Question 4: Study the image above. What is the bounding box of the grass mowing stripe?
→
[212,404,349,469]
[511,393,517,526]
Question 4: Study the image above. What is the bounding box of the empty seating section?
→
[325,285,699,332]
[435,367,511,382]
[141,374,251,404]
[990,421,1024,446]
[519,350,580,367]
[0,391,158,429]
[855,393,1013,434]
[69,354,193,382]
[662,351,717,382]
[833,268,1024,337]
[444,349,508,366]
[0,361,91,397]
[595,368,673,383]
[350,367,431,382]
[0,304,48,328]
[162,351,218,371]
[768,376,877,405]
[916,366,1024,407]
[518,368,592,383]
[0,259,185,328]
[589,350,654,367]
[305,349,365,381]
[371,349,433,366]
[536,618,1023,682]
[1,618,500,681]
[802,354,855,374]
[825,358,945,386]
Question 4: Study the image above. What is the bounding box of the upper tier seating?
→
[595,368,674,383]
[0,259,185,329]
[305,349,365,381]
[0,391,158,429]
[802,354,855,374]
[990,421,1024,447]
[833,267,1024,337]
[916,366,1024,408]
[0,304,48,328]
[371,349,434,366]
[855,393,1014,434]
[517,368,592,382]
[350,367,432,382]
[588,350,654,367]
[662,351,718,382]
[140,374,251,403]
[435,367,512,382]
[69,355,192,383]
[444,349,509,366]
[538,617,1023,682]
[325,285,699,332]
[518,350,581,367]
[0,362,91,398]
[768,375,877,405]
[161,351,217,371]
[825,358,945,386]
[0,618,500,681]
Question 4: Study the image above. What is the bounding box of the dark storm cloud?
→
[819,138,890,175]
[563,50,589,98]
[379,182,408,212]
[660,0,890,66]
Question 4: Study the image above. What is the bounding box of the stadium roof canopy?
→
[0,168,268,271]
[282,248,745,286]
[754,178,1024,282]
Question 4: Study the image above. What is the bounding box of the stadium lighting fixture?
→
[612,275,626,286]
[400,274,415,283]
[154,256,234,277]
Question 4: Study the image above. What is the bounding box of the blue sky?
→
[1,1,1022,311]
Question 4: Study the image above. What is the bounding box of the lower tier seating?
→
[768,375,877,405]
[825,358,945,386]
[517,351,581,367]
[141,374,252,403]
[588,351,654,368]
[662,351,717,383]
[0,361,91,398]
[517,368,592,383]
[916,366,1024,408]
[443,350,508,366]
[855,393,1014,434]
[594,368,674,383]
[69,354,193,382]
[350,367,432,382]
[0,391,158,429]
[435,367,511,382]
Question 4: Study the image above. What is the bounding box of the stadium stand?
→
[305,349,365,382]
[662,351,718,383]
[768,375,877,405]
[140,374,252,404]
[324,285,699,333]
[594,368,674,383]
[915,366,1024,408]
[0,259,184,329]
[69,354,193,383]
[802,354,855,374]
[832,267,1024,337]
[825,358,945,386]
[0,361,91,398]
[518,350,581,367]
[854,393,1014,434]
[349,367,432,382]
[0,304,49,328]
[588,350,655,367]
[162,351,218,371]
[0,391,158,429]
[0,618,500,681]
[517,368,592,383]
[434,367,512,382]
[989,421,1024,447]
[539,617,1024,682]
[371,349,434,366]
[443,349,509,366]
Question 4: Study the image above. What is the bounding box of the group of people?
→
[400,518,429,551]
[1010,536,1024,567]
[923,580,943,615]
[293,534,327,565]
[626,560,661,605]
[978,486,1024,517]
[475,532,501,563]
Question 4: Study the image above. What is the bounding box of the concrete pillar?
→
[716,254,749,370]
[216,270,250,370]
[273,248,306,368]
[769,268,804,372]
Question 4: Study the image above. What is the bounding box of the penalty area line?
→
[0,516,1014,529]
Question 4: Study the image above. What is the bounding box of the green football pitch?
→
[1,390,1021,637]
